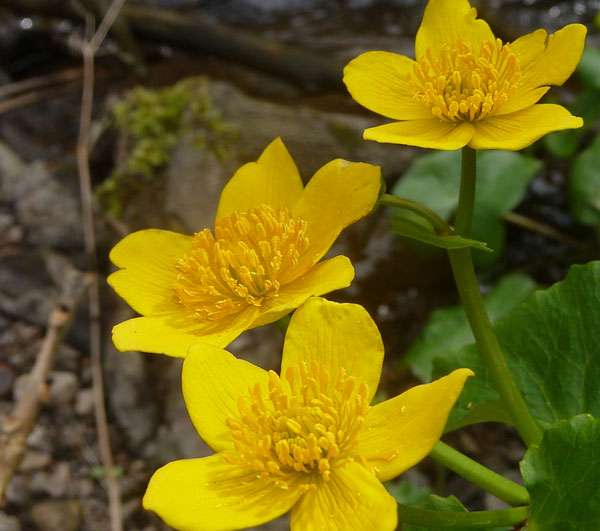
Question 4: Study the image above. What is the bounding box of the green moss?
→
[97,78,238,217]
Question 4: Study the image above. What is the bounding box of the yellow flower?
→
[108,138,381,357]
[343,0,586,151]
[143,297,473,530]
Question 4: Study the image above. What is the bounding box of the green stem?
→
[379,193,450,233]
[430,441,529,506]
[447,147,542,447]
[454,147,477,236]
[397,503,528,529]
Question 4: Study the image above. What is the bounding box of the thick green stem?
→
[429,441,529,506]
[447,147,542,447]
[379,193,450,233]
[454,147,477,236]
[397,503,529,529]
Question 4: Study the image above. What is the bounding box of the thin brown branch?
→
[0,80,83,116]
[502,211,588,250]
[0,267,91,504]
[88,0,146,76]
[76,2,127,530]
[0,68,82,100]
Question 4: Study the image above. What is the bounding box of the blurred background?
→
[0,0,599,529]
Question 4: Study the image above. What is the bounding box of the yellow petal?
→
[252,255,355,328]
[281,297,383,402]
[111,306,260,357]
[144,453,303,531]
[216,137,304,221]
[108,229,193,316]
[496,86,549,116]
[290,462,398,531]
[364,119,474,150]
[359,368,473,483]
[470,104,583,151]
[292,159,380,263]
[183,344,270,452]
[511,24,587,92]
[343,51,432,120]
[415,0,494,59]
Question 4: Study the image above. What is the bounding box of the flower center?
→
[224,361,370,491]
[409,38,521,122]
[173,205,309,321]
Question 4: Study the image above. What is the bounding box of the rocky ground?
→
[0,1,598,529]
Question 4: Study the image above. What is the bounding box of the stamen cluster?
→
[225,361,370,491]
[173,205,309,321]
[409,38,521,122]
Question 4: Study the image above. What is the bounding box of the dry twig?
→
[0,267,91,504]
[502,211,587,250]
[76,1,127,530]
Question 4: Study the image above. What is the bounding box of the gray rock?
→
[45,462,71,498]
[163,359,212,460]
[209,79,415,178]
[105,311,159,449]
[18,450,52,472]
[4,474,28,506]
[26,424,53,453]
[74,388,95,416]
[0,511,21,531]
[0,141,83,248]
[164,78,417,232]
[15,162,84,248]
[166,136,229,231]
[0,141,26,191]
[55,343,81,373]
[0,251,56,326]
[47,371,79,406]
[14,371,79,407]
[72,477,94,498]
[228,325,284,371]
[30,500,82,531]
[121,496,143,521]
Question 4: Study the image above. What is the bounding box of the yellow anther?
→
[409,39,520,122]
[225,362,370,489]
[173,205,309,321]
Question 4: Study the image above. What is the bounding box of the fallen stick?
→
[76,1,127,529]
[3,0,343,92]
[0,267,91,504]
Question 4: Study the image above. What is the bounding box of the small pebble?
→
[0,511,21,531]
[74,388,94,416]
[30,500,82,531]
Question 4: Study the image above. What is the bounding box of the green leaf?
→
[577,48,600,91]
[405,275,536,382]
[544,90,600,159]
[391,212,491,251]
[521,414,600,531]
[433,262,600,428]
[391,150,540,266]
[402,496,511,531]
[385,480,431,506]
[402,496,465,531]
[570,133,600,226]
[391,151,462,219]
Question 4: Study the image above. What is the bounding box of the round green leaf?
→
[570,133,600,226]
[405,275,536,382]
[521,415,600,531]
[433,262,600,428]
